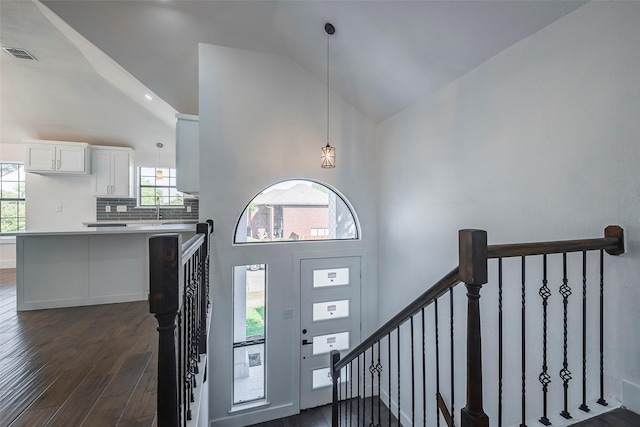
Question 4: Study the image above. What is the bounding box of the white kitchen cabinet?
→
[25,140,89,174]
[176,113,199,195]
[91,146,134,197]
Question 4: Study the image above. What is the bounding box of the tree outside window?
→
[139,167,183,206]
[0,163,26,232]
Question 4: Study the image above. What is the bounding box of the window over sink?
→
[138,167,184,206]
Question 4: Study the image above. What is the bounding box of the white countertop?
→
[1,223,196,237]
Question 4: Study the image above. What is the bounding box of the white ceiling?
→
[1,0,587,154]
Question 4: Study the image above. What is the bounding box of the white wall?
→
[199,44,377,426]
[376,1,640,425]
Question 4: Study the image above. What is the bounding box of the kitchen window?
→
[0,163,26,232]
[138,167,183,206]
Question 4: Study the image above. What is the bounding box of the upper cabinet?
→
[25,140,90,174]
[91,146,135,198]
[176,113,199,195]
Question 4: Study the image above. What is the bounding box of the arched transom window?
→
[235,179,359,243]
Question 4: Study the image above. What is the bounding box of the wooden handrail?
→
[487,225,623,258]
[333,267,460,373]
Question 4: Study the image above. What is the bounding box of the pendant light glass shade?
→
[321,23,336,169]
[321,143,335,168]
[156,142,163,180]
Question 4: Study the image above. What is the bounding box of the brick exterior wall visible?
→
[247,205,328,240]
[282,206,328,240]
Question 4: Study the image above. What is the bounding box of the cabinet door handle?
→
[51,159,55,170]
[57,159,60,169]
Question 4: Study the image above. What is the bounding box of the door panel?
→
[300,257,360,409]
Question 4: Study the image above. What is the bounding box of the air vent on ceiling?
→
[2,47,37,61]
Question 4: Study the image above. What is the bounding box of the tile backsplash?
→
[96,197,199,221]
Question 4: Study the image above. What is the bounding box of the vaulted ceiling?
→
[1,0,587,154]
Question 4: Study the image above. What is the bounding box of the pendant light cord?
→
[326,29,330,147]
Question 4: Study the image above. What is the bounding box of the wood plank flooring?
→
[0,269,158,427]
[569,408,640,426]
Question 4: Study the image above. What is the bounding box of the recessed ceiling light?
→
[144,94,153,100]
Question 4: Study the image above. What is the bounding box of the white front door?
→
[300,257,361,409]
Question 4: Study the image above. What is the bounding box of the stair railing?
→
[149,220,213,427]
[330,226,623,427]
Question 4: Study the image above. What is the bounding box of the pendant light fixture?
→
[321,23,336,169]
[156,142,164,180]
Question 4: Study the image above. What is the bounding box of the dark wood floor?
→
[248,398,401,427]
[249,404,640,427]
[0,269,158,427]
[569,407,640,426]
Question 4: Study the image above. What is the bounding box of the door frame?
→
[292,247,368,413]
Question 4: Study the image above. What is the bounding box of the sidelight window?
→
[233,264,266,405]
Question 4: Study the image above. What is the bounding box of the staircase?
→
[330,227,625,427]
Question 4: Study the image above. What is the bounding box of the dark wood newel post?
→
[197,222,210,354]
[459,229,490,427]
[149,234,181,427]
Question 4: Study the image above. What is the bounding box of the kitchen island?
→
[7,224,196,311]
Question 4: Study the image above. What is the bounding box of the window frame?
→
[137,167,184,207]
[234,179,360,245]
[0,162,26,232]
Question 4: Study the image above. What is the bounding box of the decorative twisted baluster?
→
[579,251,590,413]
[559,253,573,419]
[369,345,375,427]
[538,255,551,426]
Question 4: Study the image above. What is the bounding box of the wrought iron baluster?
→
[435,298,441,427]
[397,325,401,426]
[377,341,382,427]
[388,333,392,427]
[350,359,353,427]
[538,255,551,426]
[449,286,455,427]
[559,252,573,419]
[520,256,527,427]
[422,307,427,427]
[579,251,590,413]
[498,258,504,427]
[357,353,360,426]
[338,369,342,426]
[369,345,374,427]
[363,346,366,426]
[597,249,608,406]
[410,316,415,426]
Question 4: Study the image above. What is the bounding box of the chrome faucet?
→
[155,198,161,221]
